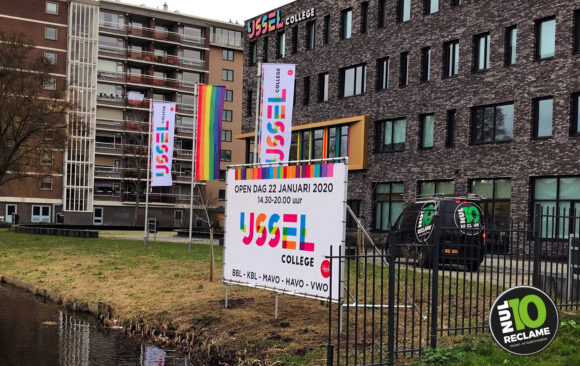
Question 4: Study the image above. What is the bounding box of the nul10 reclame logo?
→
[454,202,483,235]
[489,286,559,356]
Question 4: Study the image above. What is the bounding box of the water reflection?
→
[0,284,191,366]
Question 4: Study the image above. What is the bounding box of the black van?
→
[387,195,486,271]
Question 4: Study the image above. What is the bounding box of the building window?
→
[471,179,512,223]
[318,72,329,102]
[306,21,316,50]
[443,40,459,77]
[346,200,361,229]
[572,93,580,136]
[398,0,411,22]
[221,150,231,162]
[327,125,349,158]
[446,109,456,148]
[40,153,53,165]
[471,103,514,144]
[419,180,454,197]
[246,90,253,117]
[222,69,234,81]
[262,36,269,62]
[473,33,491,71]
[225,89,233,102]
[303,76,311,105]
[376,118,406,152]
[44,52,57,65]
[575,10,580,54]
[222,49,234,61]
[536,17,556,59]
[340,64,366,97]
[425,0,439,15]
[421,47,431,82]
[533,177,580,238]
[420,114,435,149]
[221,129,232,142]
[40,178,53,190]
[399,52,409,87]
[300,130,310,160]
[451,0,461,5]
[219,190,226,201]
[292,26,298,54]
[533,97,554,139]
[219,170,226,181]
[341,8,353,40]
[323,15,330,45]
[45,27,57,40]
[249,41,257,65]
[311,129,324,159]
[43,78,56,90]
[277,32,286,58]
[32,205,51,223]
[376,57,389,90]
[504,26,517,66]
[290,132,298,160]
[361,2,369,34]
[223,109,233,122]
[45,1,58,15]
[374,182,404,231]
[378,0,387,28]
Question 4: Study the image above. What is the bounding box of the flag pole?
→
[188,83,200,252]
[252,61,262,163]
[143,98,153,247]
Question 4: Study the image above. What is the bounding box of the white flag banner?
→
[127,91,144,102]
[151,102,176,187]
[259,63,295,163]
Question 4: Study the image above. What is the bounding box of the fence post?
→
[533,203,542,288]
[430,231,440,349]
[327,246,334,366]
[387,243,396,366]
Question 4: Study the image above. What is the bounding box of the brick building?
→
[241,0,580,242]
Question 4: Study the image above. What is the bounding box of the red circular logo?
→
[320,260,331,278]
[170,107,175,112]
[288,70,294,76]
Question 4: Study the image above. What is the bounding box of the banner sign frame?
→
[259,63,295,164]
[151,102,176,187]
[222,159,347,301]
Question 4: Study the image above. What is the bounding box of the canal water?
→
[0,283,192,366]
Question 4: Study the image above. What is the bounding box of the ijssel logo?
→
[416,202,436,242]
[454,202,483,235]
[489,286,559,356]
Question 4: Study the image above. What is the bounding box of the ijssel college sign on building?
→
[247,7,316,39]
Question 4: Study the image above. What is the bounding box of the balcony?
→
[94,166,122,179]
[125,25,205,47]
[96,118,124,131]
[98,47,205,70]
[98,70,198,93]
[174,149,193,159]
[97,93,124,107]
[99,21,127,35]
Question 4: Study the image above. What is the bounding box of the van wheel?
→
[465,260,480,272]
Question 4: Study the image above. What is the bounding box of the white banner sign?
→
[259,63,295,164]
[151,102,176,187]
[224,162,347,300]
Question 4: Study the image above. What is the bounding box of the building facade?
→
[0,0,245,227]
[241,0,580,242]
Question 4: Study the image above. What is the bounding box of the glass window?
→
[505,26,517,66]
[572,93,580,135]
[536,17,556,59]
[327,125,349,158]
[400,52,409,87]
[374,182,405,231]
[225,89,233,102]
[340,64,366,97]
[40,178,53,190]
[219,190,226,201]
[444,40,459,77]
[419,180,454,197]
[43,78,56,90]
[277,32,286,58]
[346,200,361,229]
[182,26,204,42]
[220,150,232,162]
[246,90,253,116]
[262,36,268,63]
[323,15,330,45]
[399,0,411,22]
[471,179,512,223]
[45,27,57,40]
[306,21,316,50]
[378,0,387,28]
[46,2,58,15]
[376,119,406,152]
[289,132,299,160]
[318,73,329,102]
[99,35,124,53]
[222,49,234,61]
[446,110,456,148]
[44,52,57,65]
[534,97,553,138]
[221,130,232,142]
[301,130,310,160]
[312,129,324,159]
[100,12,125,30]
[575,10,580,54]
[377,57,389,90]
[303,76,310,106]
[223,110,233,122]
[451,0,461,5]
[420,114,435,149]
[474,33,491,71]
[533,177,580,239]
[421,47,431,82]
[292,26,298,54]
[471,103,514,144]
[341,9,353,40]
[222,69,234,81]
[249,41,257,65]
[426,0,439,15]
[361,2,369,34]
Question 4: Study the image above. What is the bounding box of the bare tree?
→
[0,32,68,186]
[193,184,220,281]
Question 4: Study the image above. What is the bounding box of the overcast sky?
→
[117,0,295,24]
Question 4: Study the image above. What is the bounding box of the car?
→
[387,195,486,271]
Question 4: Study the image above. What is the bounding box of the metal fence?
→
[326,207,580,366]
